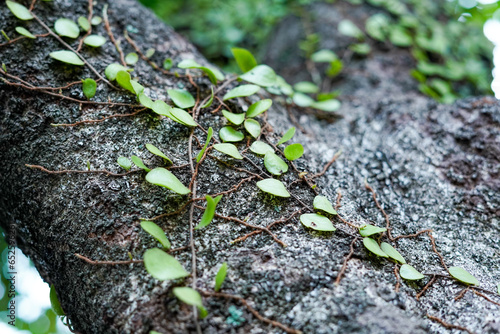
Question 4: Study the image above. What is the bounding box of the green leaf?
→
[169,108,197,127]
[293,93,314,107]
[338,20,364,39]
[213,143,243,159]
[497,283,500,295]
[399,264,424,280]
[15,27,35,39]
[140,221,170,249]
[83,34,106,47]
[380,242,406,264]
[244,119,261,138]
[91,16,102,25]
[151,100,171,116]
[362,238,388,258]
[222,110,245,125]
[143,248,189,281]
[277,127,296,145]
[300,213,336,231]
[365,14,389,41]
[448,267,479,286]
[311,99,341,112]
[117,156,132,171]
[214,262,228,292]
[167,89,195,109]
[359,224,387,237]
[195,195,222,230]
[50,285,64,316]
[326,60,343,77]
[116,70,136,94]
[196,127,213,162]
[201,86,214,108]
[283,143,304,161]
[146,168,190,195]
[131,155,150,172]
[130,80,144,95]
[223,84,260,100]
[6,1,33,20]
[49,51,84,66]
[350,43,371,55]
[54,18,80,38]
[219,126,244,142]
[264,152,288,176]
[256,178,290,198]
[173,287,208,318]
[82,78,97,99]
[78,16,90,31]
[294,81,319,94]
[105,63,128,81]
[145,48,155,58]
[240,65,277,87]
[177,59,222,84]
[231,47,258,73]
[146,144,172,165]
[246,99,272,118]
[311,49,337,63]
[163,58,173,70]
[249,141,274,155]
[125,52,139,65]
[313,195,337,215]
[138,93,154,109]
[389,26,412,47]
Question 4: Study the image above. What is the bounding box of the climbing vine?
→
[1,1,499,334]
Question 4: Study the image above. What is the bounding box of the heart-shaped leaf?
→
[246,99,272,118]
[399,264,424,280]
[219,126,244,142]
[167,89,195,109]
[256,178,290,197]
[231,47,258,73]
[214,262,228,292]
[284,143,304,161]
[140,221,171,249]
[143,248,188,280]
[195,195,222,230]
[213,143,243,159]
[380,242,406,264]
[264,152,288,176]
[249,141,274,155]
[223,84,260,100]
[146,144,172,165]
[362,238,388,258]
[277,127,296,145]
[49,51,84,65]
[169,108,197,127]
[54,18,80,38]
[240,65,277,87]
[313,195,337,215]
[244,119,261,138]
[82,78,97,99]
[300,213,336,231]
[145,167,190,195]
[6,1,33,20]
[83,34,106,47]
[448,267,479,286]
[359,224,387,237]
[173,287,208,318]
[222,110,245,125]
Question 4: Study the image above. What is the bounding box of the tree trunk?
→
[1,1,499,334]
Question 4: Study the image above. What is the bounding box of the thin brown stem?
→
[51,108,146,127]
[416,275,437,301]
[26,164,140,177]
[365,181,393,240]
[335,237,358,285]
[426,314,474,334]
[427,231,448,271]
[103,4,126,66]
[76,0,94,52]
[310,150,342,179]
[75,253,143,265]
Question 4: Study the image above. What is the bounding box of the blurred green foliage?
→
[139,0,498,102]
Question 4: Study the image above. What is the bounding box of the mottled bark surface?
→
[1,1,499,334]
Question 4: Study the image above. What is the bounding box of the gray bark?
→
[1,1,499,334]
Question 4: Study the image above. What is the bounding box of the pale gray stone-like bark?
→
[0,1,499,334]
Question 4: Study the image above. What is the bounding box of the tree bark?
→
[1,1,499,334]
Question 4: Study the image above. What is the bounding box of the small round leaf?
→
[146,144,172,164]
[359,224,387,237]
[173,287,208,318]
[105,63,128,81]
[145,167,190,195]
[240,65,277,87]
[125,52,139,65]
[380,242,406,264]
[400,264,425,280]
[313,195,337,215]
[49,50,84,65]
[143,248,189,281]
[249,141,274,155]
[256,178,290,198]
[83,34,106,47]
[117,156,132,171]
[15,27,35,39]
[223,84,260,100]
[283,143,304,161]
[6,1,33,20]
[300,213,336,231]
[222,110,245,125]
[448,267,479,286]
[362,238,388,258]
[213,143,243,159]
[219,126,244,142]
[167,89,195,109]
[246,99,272,118]
[264,152,288,176]
[169,108,197,127]
[140,221,171,249]
[82,78,97,99]
[78,16,90,31]
[54,18,80,38]
[277,127,296,145]
[244,119,261,138]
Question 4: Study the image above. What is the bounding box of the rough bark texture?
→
[1,1,499,334]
